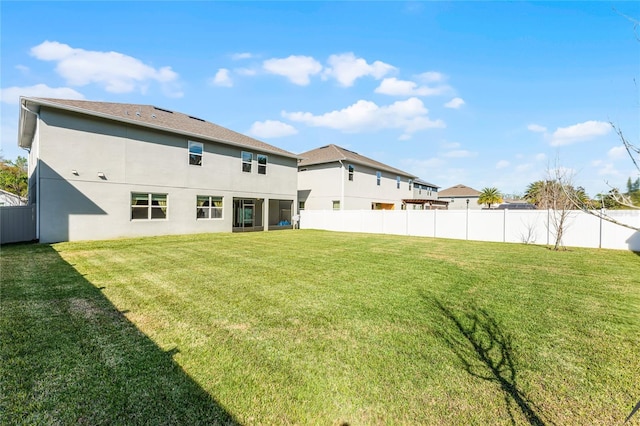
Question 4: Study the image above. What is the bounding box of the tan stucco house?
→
[18,97,299,243]
[438,184,482,210]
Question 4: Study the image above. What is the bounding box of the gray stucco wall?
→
[298,162,413,210]
[34,107,297,242]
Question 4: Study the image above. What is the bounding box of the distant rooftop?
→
[298,144,416,178]
[438,184,481,197]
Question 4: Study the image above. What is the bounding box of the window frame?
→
[196,195,223,220]
[332,200,340,210]
[131,193,168,221]
[188,141,203,166]
[348,164,354,181]
[242,151,253,173]
[257,154,267,175]
[376,171,381,186]
[397,176,401,189]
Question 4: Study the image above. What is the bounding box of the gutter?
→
[24,97,301,160]
[20,100,40,240]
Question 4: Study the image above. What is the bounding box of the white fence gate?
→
[300,209,640,252]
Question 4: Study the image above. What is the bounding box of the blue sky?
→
[1,1,638,197]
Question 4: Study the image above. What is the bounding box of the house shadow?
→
[626,231,640,255]
[1,244,240,425]
[430,299,551,426]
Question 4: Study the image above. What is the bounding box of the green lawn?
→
[2,230,639,425]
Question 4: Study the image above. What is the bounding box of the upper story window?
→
[197,195,223,219]
[409,179,413,191]
[257,154,267,175]
[189,141,203,166]
[348,164,354,181]
[376,171,381,186]
[332,200,340,210]
[131,193,167,220]
[396,176,401,189]
[242,151,252,172]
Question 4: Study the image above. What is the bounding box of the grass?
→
[1,230,639,425]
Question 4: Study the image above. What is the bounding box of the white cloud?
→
[323,52,396,87]
[608,145,628,160]
[417,71,446,83]
[248,120,298,138]
[516,163,533,172]
[262,55,322,86]
[282,97,444,138]
[496,160,510,169]
[443,149,477,158]
[210,68,233,87]
[527,124,547,133]
[231,52,253,60]
[597,162,621,176]
[235,68,258,76]
[0,84,85,104]
[550,120,611,146]
[375,77,450,97]
[30,41,182,96]
[444,97,465,109]
[535,153,547,161]
[15,65,29,73]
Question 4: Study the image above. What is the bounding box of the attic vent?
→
[151,114,157,119]
[135,111,141,117]
[188,115,205,122]
[153,106,174,114]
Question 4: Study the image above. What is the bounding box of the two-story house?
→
[297,144,418,211]
[403,179,448,210]
[18,97,298,243]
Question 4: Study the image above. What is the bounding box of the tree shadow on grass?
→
[0,244,240,425]
[431,299,552,426]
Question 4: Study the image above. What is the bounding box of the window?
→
[299,201,305,210]
[197,196,223,219]
[131,193,167,220]
[188,141,203,166]
[397,176,401,189]
[257,154,267,175]
[242,151,252,172]
[332,200,340,210]
[409,179,413,191]
[376,171,381,186]
[348,164,354,181]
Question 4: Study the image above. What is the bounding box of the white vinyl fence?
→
[300,209,640,252]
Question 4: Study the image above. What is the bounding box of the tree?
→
[0,156,28,197]
[477,187,503,208]
[524,166,583,251]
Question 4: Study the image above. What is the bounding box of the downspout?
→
[21,102,40,240]
[338,160,345,210]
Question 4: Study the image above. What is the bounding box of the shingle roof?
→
[20,97,297,158]
[438,184,481,197]
[298,144,415,178]
[414,178,440,188]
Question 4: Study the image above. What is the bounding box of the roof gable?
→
[19,97,297,158]
[298,144,415,178]
[438,184,481,197]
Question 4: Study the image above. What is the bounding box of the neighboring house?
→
[297,144,418,211]
[0,189,26,206]
[404,178,448,210]
[18,97,299,243]
[438,184,483,210]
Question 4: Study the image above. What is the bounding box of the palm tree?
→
[477,187,503,208]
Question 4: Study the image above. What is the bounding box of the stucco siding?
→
[298,162,413,210]
[35,107,296,242]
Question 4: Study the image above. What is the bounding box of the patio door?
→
[234,199,255,228]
